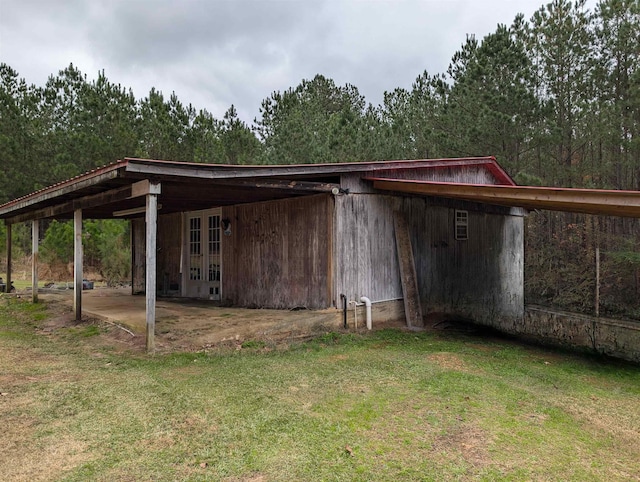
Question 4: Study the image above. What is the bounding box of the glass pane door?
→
[185,209,222,299]
[189,216,202,281]
[208,215,221,282]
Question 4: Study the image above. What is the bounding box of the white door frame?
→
[182,208,222,299]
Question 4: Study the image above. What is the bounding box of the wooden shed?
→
[4,157,640,355]
[129,157,524,324]
[0,157,523,347]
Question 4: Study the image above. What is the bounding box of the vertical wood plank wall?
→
[132,213,182,295]
[222,194,332,309]
[334,192,524,326]
[156,212,182,294]
[340,166,497,193]
[334,194,403,303]
[131,218,145,294]
[128,167,523,328]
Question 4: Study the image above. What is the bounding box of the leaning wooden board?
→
[393,214,424,329]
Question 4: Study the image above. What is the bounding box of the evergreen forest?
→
[1,0,639,318]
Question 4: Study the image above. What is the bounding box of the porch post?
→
[31,219,39,303]
[74,209,83,320]
[5,222,11,293]
[145,182,161,352]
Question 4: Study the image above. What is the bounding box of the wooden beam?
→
[4,180,160,224]
[145,183,160,352]
[131,179,161,197]
[368,178,640,218]
[73,209,83,321]
[0,168,122,218]
[211,179,339,193]
[123,157,498,181]
[5,222,11,293]
[130,221,135,296]
[32,220,38,303]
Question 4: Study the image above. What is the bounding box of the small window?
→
[455,210,468,240]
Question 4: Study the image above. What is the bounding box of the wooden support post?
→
[595,246,600,318]
[73,209,83,321]
[5,222,11,293]
[32,219,39,303]
[130,221,135,295]
[145,182,161,352]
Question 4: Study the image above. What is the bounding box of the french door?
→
[184,208,221,299]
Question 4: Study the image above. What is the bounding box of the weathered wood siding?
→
[335,194,403,303]
[341,167,496,194]
[131,218,145,294]
[222,194,333,309]
[334,193,524,325]
[131,212,183,295]
[157,213,182,294]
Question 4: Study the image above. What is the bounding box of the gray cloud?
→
[90,0,321,66]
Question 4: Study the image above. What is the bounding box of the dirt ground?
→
[37,287,405,353]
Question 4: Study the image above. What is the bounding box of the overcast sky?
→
[0,0,595,125]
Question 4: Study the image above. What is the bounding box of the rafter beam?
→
[5,180,157,223]
[0,168,122,218]
[210,179,339,193]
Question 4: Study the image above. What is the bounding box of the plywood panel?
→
[222,194,332,309]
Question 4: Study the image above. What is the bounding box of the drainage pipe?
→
[348,300,359,330]
[370,297,403,304]
[340,294,347,329]
[360,296,372,330]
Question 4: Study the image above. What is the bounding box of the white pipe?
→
[348,300,359,330]
[360,296,372,330]
[371,297,403,304]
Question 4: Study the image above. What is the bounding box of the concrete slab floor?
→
[38,287,353,351]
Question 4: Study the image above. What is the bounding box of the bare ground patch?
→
[427,351,476,374]
[431,424,493,468]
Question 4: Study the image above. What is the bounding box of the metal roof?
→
[0,157,509,223]
[366,178,640,218]
[3,156,640,222]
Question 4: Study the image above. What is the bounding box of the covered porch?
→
[39,287,356,352]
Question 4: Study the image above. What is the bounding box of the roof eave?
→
[366,178,640,218]
[0,162,127,220]
[122,156,506,180]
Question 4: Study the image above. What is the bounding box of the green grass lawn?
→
[1,297,639,481]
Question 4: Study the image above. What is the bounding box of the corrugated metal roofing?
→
[366,178,640,218]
